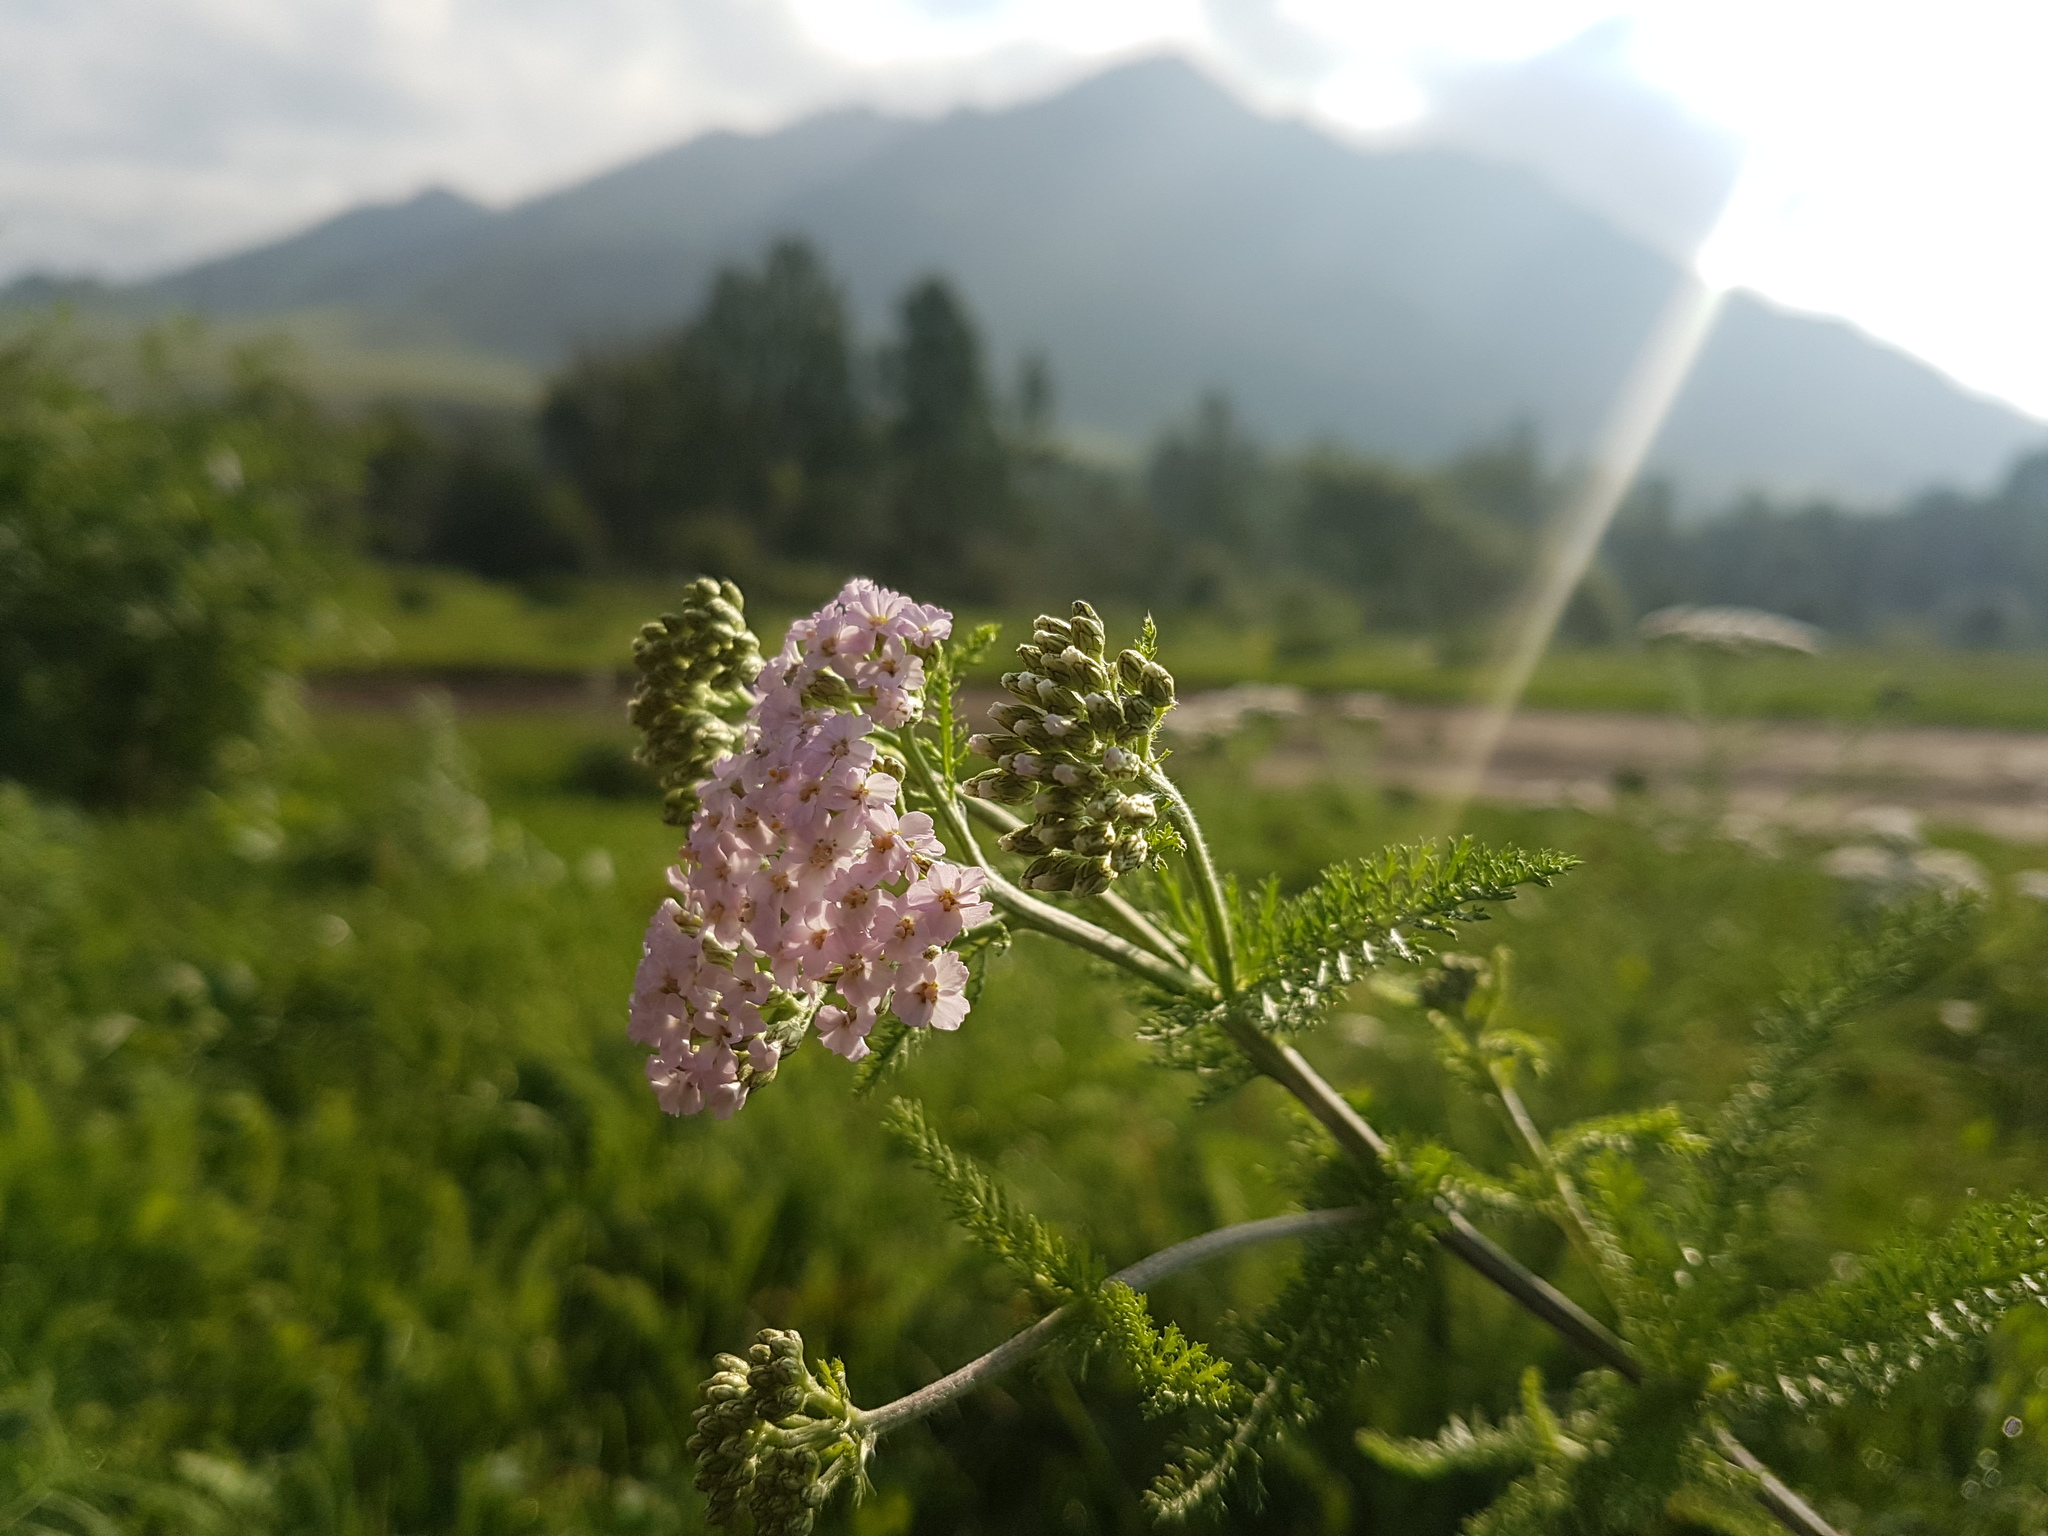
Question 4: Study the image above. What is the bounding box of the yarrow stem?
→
[1489,1064,1623,1313]
[855,1207,1369,1440]
[1142,768,1237,996]
[898,725,1206,998]
[959,796,1197,974]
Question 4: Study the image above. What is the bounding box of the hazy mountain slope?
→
[31,55,2041,504]
[1660,291,2040,504]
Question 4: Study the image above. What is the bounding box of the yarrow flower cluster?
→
[630,579,993,1119]
[961,600,1177,896]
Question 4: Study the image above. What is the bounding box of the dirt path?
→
[1239,694,2048,843]
[309,670,2048,844]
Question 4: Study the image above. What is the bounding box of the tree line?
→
[1606,454,2048,647]
[363,234,2048,651]
[360,239,1580,649]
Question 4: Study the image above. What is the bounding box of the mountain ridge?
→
[10,54,2039,507]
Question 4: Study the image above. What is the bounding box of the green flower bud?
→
[1072,824,1116,857]
[800,670,858,711]
[1069,858,1116,898]
[973,733,1022,759]
[1023,856,1076,892]
[986,601,1181,899]
[1084,692,1124,734]
[1030,816,1077,849]
[1053,646,1106,690]
[999,825,1051,856]
[1069,601,1106,655]
[1033,787,1085,816]
[962,770,1036,805]
[1037,678,1082,713]
[630,577,764,824]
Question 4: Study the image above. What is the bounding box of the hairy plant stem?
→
[855,1208,1369,1440]
[1143,770,1237,994]
[897,728,1204,998]
[1489,1066,1622,1311]
[959,797,1200,976]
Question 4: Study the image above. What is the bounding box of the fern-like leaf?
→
[1687,893,1976,1262]
[1549,1107,1707,1170]
[1715,1196,2048,1416]
[1236,840,1576,1032]
[1141,840,1574,1091]
[884,1098,1100,1306]
[1357,1410,1540,1479]
[1088,1281,1244,1419]
[1148,1155,1443,1521]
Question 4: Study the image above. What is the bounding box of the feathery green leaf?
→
[1715,1196,2048,1416]
[1087,1281,1244,1420]
[884,1099,1100,1307]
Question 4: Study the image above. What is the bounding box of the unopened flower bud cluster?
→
[629,577,765,825]
[961,600,1176,897]
[631,580,992,1119]
[690,1328,862,1535]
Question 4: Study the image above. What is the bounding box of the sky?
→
[3,0,2046,420]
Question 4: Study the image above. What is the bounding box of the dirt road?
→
[310,669,2048,844]
[1236,693,2048,843]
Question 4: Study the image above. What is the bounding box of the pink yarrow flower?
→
[627,579,989,1117]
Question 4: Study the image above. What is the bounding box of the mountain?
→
[20,56,2041,506]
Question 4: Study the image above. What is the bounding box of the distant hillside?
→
[18,56,2040,506]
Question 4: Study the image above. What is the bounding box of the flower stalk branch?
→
[960,796,1196,973]
[1143,768,1237,995]
[898,724,1204,998]
[856,1207,1369,1440]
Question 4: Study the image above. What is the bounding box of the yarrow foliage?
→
[630,579,992,1118]
[639,582,2029,1536]
[961,601,1176,896]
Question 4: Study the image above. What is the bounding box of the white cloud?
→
[2,0,2045,421]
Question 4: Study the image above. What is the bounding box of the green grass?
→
[312,567,2048,732]
[7,697,2048,1531]
[1,302,542,411]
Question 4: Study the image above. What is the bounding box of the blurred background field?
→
[315,564,2048,732]
[14,692,2048,1534]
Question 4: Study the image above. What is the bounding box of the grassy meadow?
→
[7,682,2048,1534]
[313,565,2048,732]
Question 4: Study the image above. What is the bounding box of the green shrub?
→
[0,334,347,807]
